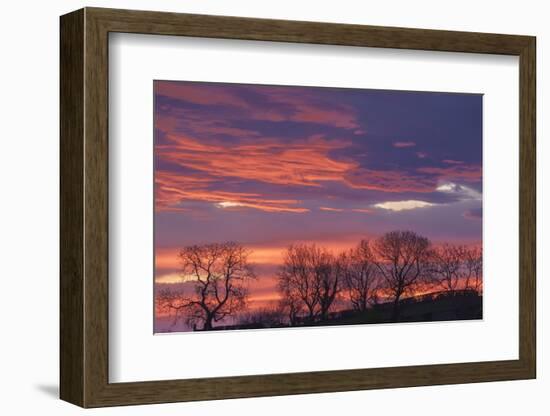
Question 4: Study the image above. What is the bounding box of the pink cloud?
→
[319,207,344,212]
[417,164,481,183]
[156,132,482,213]
[344,168,437,193]
[351,208,374,214]
[155,82,250,108]
[393,141,416,148]
[156,81,361,130]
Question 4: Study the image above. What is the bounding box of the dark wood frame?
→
[60,7,536,408]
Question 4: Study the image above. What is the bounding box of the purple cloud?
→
[393,141,416,148]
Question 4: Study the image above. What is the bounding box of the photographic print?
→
[154,80,483,333]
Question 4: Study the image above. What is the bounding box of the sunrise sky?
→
[154,80,482,323]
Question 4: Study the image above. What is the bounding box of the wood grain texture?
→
[59,8,85,407]
[518,38,536,375]
[59,7,537,408]
[83,9,110,406]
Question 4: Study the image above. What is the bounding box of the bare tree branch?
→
[464,246,483,292]
[159,242,256,330]
[428,244,467,294]
[372,230,431,321]
[338,240,381,312]
[277,244,340,323]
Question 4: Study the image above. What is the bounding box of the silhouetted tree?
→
[158,242,255,330]
[428,244,468,294]
[464,246,483,292]
[277,244,339,322]
[372,231,431,321]
[278,290,302,326]
[338,240,380,312]
[318,254,339,321]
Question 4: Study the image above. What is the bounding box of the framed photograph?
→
[60,7,536,408]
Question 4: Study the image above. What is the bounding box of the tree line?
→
[158,231,482,331]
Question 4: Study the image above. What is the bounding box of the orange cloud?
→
[155,133,367,213]
[156,171,309,213]
[158,134,355,188]
[156,135,481,214]
[156,134,481,214]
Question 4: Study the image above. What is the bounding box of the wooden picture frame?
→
[60,7,536,408]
